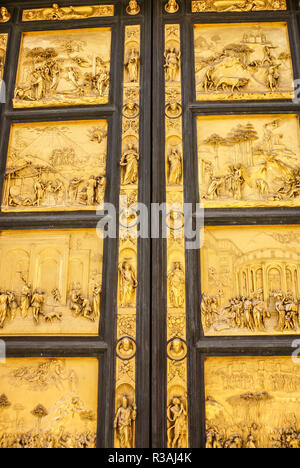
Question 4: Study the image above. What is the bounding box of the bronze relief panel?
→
[191,0,287,12]
[0,229,103,336]
[201,225,300,336]
[13,28,112,108]
[205,356,300,448]
[22,3,114,21]
[194,22,294,101]
[2,120,107,212]
[197,114,300,208]
[0,358,98,448]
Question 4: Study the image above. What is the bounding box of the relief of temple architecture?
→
[205,357,300,448]
[22,3,114,21]
[13,28,111,108]
[197,115,300,208]
[201,226,300,336]
[0,229,103,335]
[0,34,8,81]
[194,23,294,101]
[0,358,98,448]
[2,121,107,212]
[192,0,286,12]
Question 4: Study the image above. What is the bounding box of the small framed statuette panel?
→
[0,229,103,336]
[201,225,300,336]
[13,28,111,108]
[205,356,300,449]
[0,358,98,448]
[2,121,107,212]
[191,0,287,12]
[0,34,8,81]
[197,114,300,208]
[194,23,294,101]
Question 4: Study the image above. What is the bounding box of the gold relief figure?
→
[165,0,180,13]
[92,283,101,319]
[0,358,98,448]
[120,144,140,185]
[126,49,140,83]
[168,148,183,185]
[31,289,45,325]
[167,338,187,361]
[205,357,300,448]
[126,0,141,15]
[119,261,138,308]
[0,35,8,81]
[114,396,137,448]
[167,396,188,448]
[2,121,108,213]
[0,7,11,23]
[201,226,300,336]
[23,3,114,21]
[192,0,286,12]
[194,23,294,101]
[198,115,300,209]
[14,29,111,108]
[164,48,181,82]
[116,337,136,360]
[168,263,185,308]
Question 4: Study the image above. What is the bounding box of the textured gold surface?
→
[0,358,98,448]
[22,3,114,21]
[0,229,103,336]
[194,23,294,101]
[114,25,141,449]
[192,0,287,12]
[205,356,300,448]
[2,120,107,212]
[0,7,11,23]
[165,24,188,449]
[0,34,8,81]
[13,28,111,108]
[201,225,300,336]
[197,114,300,208]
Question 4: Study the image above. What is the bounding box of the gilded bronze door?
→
[0,0,300,450]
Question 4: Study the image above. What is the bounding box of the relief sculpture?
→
[201,226,300,336]
[2,121,107,212]
[13,28,111,108]
[0,229,103,336]
[0,7,11,23]
[192,0,286,12]
[194,23,294,101]
[0,34,8,81]
[197,115,300,208]
[0,358,98,448]
[22,3,114,21]
[205,357,300,448]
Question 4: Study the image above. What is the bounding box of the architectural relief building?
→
[0,0,299,450]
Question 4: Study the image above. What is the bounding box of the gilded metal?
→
[2,120,108,212]
[205,356,300,448]
[194,22,294,101]
[13,28,112,108]
[0,34,8,81]
[126,0,141,15]
[192,0,286,12]
[22,3,114,21]
[0,7,11,23]
[165,0,180,13]
[114,25,141,449]
[0,358,98,448]
[0,229,103,336]
[165,24,188,448]
[201,225,300,336]
[197,114,300,208]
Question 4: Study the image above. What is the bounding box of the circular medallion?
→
[165,102,182,119]
[122,102,140,119]
[116,336,136,360]
[167,337,187,361]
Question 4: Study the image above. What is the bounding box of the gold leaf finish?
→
[0,7,11,23]
[0,229,103,336]
[2,121,107,213]
[201,226,300,336]
[194,23,294,101]
[192,0,287,12]
[0,358,98,448]
[205,356,300,448]
[0,34,8,81]
[13,28,111,108]
[22,3,114,21]
[197,114,300,208]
